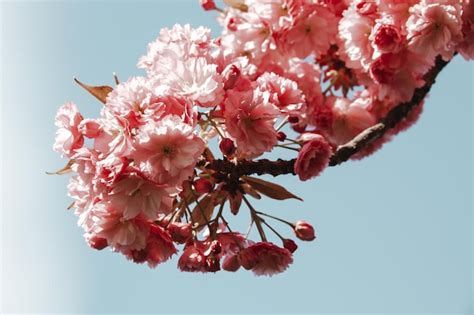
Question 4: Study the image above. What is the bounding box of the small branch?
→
[207,55,451,177]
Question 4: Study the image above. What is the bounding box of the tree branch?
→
[207,56,452,178]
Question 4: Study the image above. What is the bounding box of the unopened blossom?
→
[200,0,216,11]
[219,137,236,156]
[294,135,332,181]
[223,89,279,157]
[53,102,84,157]
[87,235,108,250]
[294,220,316,241]
[283,239,298,253]
[132,115,205,185]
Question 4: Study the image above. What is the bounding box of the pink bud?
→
[222,254,241,272]
[167,222,193,244]
[277,131,287,141]
[88,236,108,250]
[200,0,217,11]
[223,64,241,90]
[78,119,101,138]
[283,239,298,253]
[219,138,236,156]
[193,178,214,194]
[292,123,307,133]
[288,116,299,124]
[294,220,316,241]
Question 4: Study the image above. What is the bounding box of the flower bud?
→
[283,239,298,253]
[88,236,108,250]
[292,123,307,133]
[294,220,316,241]
[277,131,287,141]
[219,138,236,156]
[288,116,299,123]
[193,178,214,194]
[222,254,241,272]
[168,222,193,244]
[200,0,217,11]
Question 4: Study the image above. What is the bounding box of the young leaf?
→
[74,77,113,104]
[242,176,303,201]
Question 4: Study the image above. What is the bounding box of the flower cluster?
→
[52,0,472,275]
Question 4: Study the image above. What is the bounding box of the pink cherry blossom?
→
[125,223,177,268]
[156,57,224,108]
[282,4,339,58]
[257,72,306,117]
[407,1,463,62]
[53,102,84,157]
[109,174,176,220]
[239,242,293,276]
[91,202,149,251]
[52,1,472,275]
[294,134,332,181]
[132,115,205,185]
[223,89,280,157]
[138,24,212,74]
[338,5,375,70]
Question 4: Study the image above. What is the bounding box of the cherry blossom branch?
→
[207,55,452,178]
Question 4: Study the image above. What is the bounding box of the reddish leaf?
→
[74,77,113,104]
[46,160,74,175]
[190,195,216,230]
[242,176,303,201]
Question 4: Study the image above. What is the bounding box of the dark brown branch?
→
[207,56,452,177]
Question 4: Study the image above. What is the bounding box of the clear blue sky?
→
[1,1,472,313]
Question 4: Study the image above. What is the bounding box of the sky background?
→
[1,0,473,314]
